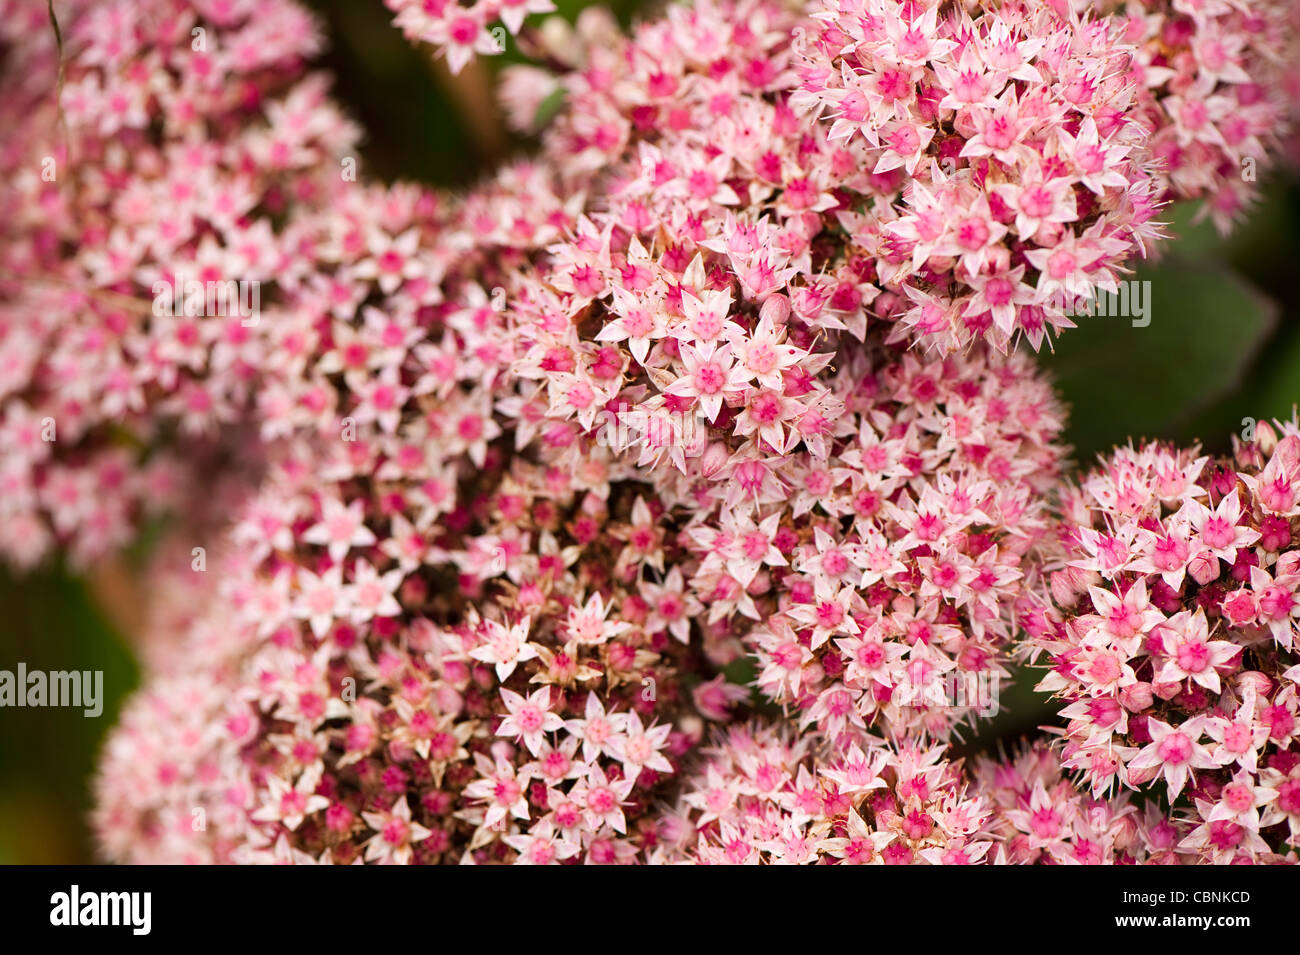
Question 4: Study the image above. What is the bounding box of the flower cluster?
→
[1028,425,1300,861]
[385,0,558,74]
[0,0,357,568]
[82,106,750,862]
[733,342,1065,741]
[95,440,725,863]
[1079,0,1300,231]
[404,0,1299,353]
[791,0,1167,352]
[973,741,1198,863]
[10,0,1286,866]
[659,727,1225,864]
[417,0,1074,742]
[656,721,996,863]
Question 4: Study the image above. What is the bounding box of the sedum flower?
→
[1028,425,1300,861]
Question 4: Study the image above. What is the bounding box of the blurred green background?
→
[1,0,1297,862]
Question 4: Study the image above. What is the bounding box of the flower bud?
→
[1119,681,1154,712]
[759,293,791,326]
[700,441,730,478]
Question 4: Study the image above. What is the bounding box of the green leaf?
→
[722,655,756,687]
[0,566,139,862]
[1241,328,1300,427]
[1037,260,1278,464]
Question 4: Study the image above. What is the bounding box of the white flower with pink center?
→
[497,687,564,756]
[1128,717,1221,800]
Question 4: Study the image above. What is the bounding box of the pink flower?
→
[302,497,378,563]
[502,819,580,865]
[496,687,565,756]
[361,797,433,864]
[251,767,330,831]
[468,618,538,681]
[465,755,534,830]
[346,559,405,624]
[1128,716,1221,800]
[292,565,350,638]
[1151,611,1241,694]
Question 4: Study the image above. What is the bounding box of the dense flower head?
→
[656,728,1240,863]
[94,440,727,863]
[655,721,997,863]
[385,0,560,74]
[417,0,1075,741]
[401,0,1297,354]
[791,0,1167,352]
[1028,424,1300,861]
[732,342,1066,741]
[91,144,1065,859]
[1076,0,1300,231]
[973,740,1201,863]
[0,0,359,568]
[83,135,717,862]
[85,131,743,861]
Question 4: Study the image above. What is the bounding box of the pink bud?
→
[1276,550,1300,578]
[1119,681,1154,712]
[1127,762,1161,787]
[1277,434,1300,480]
[1188,550,1220,586]
[804,659,825,687]
[1153,680,1183,701]
[1110,811,1140,849]
[700,441,729,478]
[433,684,462,713]
[388,739,416,762]
[442,660,469,684]
[1256,420,1279,455]
[1234,670,1273,700]
[518,582,546,612]
[1050,567,1087,608]
[759,293,790,326]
